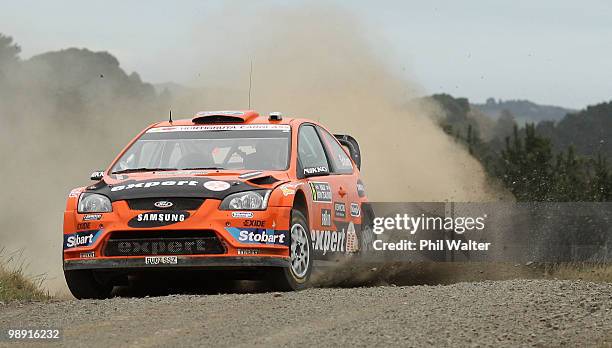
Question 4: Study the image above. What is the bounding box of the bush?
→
[0,250,49,301]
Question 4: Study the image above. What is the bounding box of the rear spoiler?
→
[333,134,361,170]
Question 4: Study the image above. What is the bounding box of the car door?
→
[315,126,361,254]
[297,124,348,260]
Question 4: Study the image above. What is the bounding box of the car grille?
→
[104,230,225,256]
[126,198,205,211]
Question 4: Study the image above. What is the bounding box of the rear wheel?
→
[359,202,377,254]
[268,209,313,291]
[64,270,113,299]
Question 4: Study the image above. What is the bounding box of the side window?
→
[318,128,354,174]
[298,125,330,175]
[118,141,161,170]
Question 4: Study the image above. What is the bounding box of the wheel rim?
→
[290,223,310,278]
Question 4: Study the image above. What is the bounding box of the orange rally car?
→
[63,110,370,298]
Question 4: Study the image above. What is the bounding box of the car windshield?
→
[111,124,291,173]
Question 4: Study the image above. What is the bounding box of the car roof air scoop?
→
[192,110,259,124]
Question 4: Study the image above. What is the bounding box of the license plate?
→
[144,256,178,265]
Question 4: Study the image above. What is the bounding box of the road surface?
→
[1,279,611,347]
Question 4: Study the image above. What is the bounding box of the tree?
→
[493,109,516,140]
[590,153,611,201]
[0,34,20,64]
[551,146,588,201]
[0,34,21,84]
[500,124,555,201]
[427,92,611,202]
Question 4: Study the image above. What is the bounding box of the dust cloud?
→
[181,2,498,202]
[0,50,165,294]
[0,2,497,294]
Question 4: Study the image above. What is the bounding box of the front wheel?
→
[64,270,113,299]
[267,209,313,291]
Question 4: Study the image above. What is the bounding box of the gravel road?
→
[1,279,611,347]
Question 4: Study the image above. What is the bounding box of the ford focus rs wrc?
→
[63,110,370,299]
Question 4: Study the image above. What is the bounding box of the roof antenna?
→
[248,60,253,109]
[169,109,173,123]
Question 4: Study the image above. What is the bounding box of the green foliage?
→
[590,154,612,201]
[430,94,612,202]
[0,250,49,301]
[0,265,49,301]
[0,34,21,65]
[0,34,21,87]
[427,93,485,145]
[500,124,554,200]
[546,102,612,159]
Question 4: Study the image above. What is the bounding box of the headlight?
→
[78,193,112,213]
[220,190,271,210]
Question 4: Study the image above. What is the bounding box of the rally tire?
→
[64,270,113,299]
[358,202,377,254]
[268,209,313,291]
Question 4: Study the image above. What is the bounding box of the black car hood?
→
[86,177,263,201]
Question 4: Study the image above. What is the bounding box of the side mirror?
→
[90,171,105,181]
[302,166,330,178]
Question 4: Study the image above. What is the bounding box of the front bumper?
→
[63,200,292,263]
[63,256,290,271]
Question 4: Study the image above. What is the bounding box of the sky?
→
[1,0,611,109]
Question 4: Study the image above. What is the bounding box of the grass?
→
[0,249,50,302]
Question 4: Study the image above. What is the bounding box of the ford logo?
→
[154,201,173,209]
